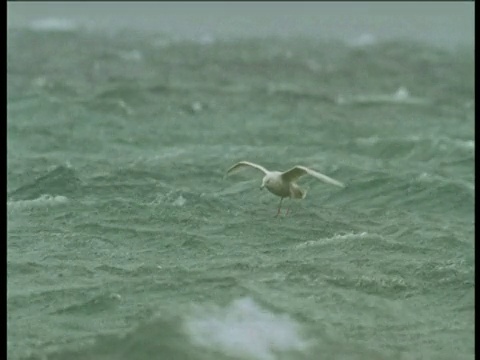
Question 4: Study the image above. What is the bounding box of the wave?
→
[52,293,122,315]
[8,165,83,201]
[20,297,309,360]
[28,18,79,32]
[184,297,308,360]
[336,86,431,106]
[17,295,421,360]
[295,231,370,249]
[7,194,68,210]
[348,136,474,160]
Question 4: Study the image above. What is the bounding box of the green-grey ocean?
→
[7,22,474,360]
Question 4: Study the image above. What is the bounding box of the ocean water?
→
[7,22,474,360]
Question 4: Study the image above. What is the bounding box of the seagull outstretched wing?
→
[281,166,345,188]
[226,161,270,176]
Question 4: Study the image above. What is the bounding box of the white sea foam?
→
[454,139,474,150]
[7,195,68,210]
[336,86,429,106]
[184,297,308,360]
[296,232,369,249]
[355,136,380,146]
[417,172,474,192]
[348,33,377,47]
[172,195,186,207]
[198,33,215,45]
[118,49,143,62]
[29,18,78,32]
[327,232,369,241]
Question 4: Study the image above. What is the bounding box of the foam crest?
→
[29,18,78,32]
[7,194,68,209]
[184,297,308,360]
[296,232,369,249]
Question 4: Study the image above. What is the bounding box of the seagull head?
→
[260,177,266,190]
[260,175,270,190]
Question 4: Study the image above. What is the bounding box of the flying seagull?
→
[226,161,345,216]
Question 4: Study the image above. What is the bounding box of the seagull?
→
[226,161,345,216]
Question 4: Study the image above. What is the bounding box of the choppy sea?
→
[7,20,474,360]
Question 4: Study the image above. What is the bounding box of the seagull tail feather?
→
[290,183,307,199]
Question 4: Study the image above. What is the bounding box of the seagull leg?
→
[275,197,283,217]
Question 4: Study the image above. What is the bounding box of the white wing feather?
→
[282,166,345,188]
[226,161,270,176]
